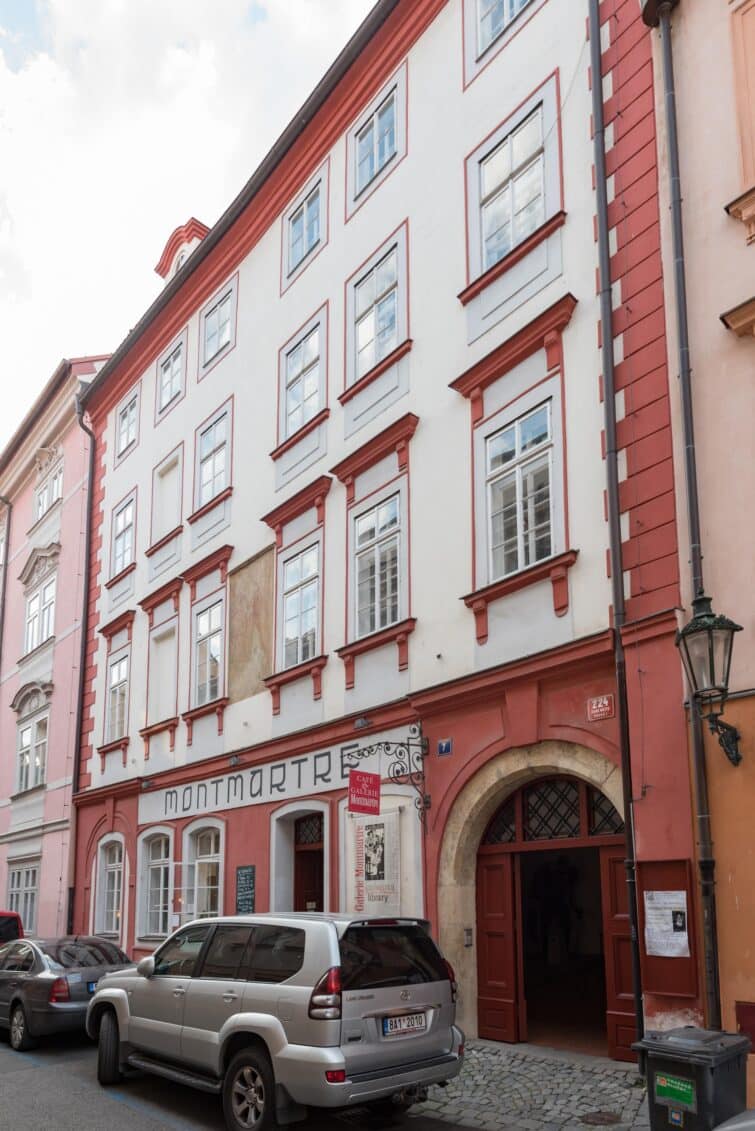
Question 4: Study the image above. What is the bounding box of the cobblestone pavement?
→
[412,1040,650,1131]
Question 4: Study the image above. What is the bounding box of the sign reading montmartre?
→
[137,729,407,825]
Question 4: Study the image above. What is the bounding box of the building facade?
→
[0,357,106,936]
[72,0,704,1061]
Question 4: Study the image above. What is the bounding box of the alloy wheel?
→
[231,1064,266,1127]
[10,1008,25,1049]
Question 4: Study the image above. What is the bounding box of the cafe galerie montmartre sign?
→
[137,728,410,824]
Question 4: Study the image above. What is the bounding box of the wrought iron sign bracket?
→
[348,722,430,825]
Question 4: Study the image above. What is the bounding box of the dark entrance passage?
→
[520,846,607,1056]
[476,775,636,1061]
[293,813,324,912]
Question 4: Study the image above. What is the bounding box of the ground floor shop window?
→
[184,823,223,919]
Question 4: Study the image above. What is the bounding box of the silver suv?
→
[86,913,464,1129]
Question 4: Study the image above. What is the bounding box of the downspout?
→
[642,0,722,1029]
[588,0,645,1047]
[0,494,12,676]
[68,393,96,934]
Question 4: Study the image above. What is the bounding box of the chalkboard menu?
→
[236,865,256,914]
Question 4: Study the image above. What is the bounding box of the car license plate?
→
[88,982,97,994]
[382,1012,426,1037]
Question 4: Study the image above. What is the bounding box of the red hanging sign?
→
[348,769,381,815]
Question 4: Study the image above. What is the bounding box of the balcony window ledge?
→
[459,211,567,306]
[336,617,416,689]
[145,525,184,558]
[720,295,755,338]
[139,716,180,759]
[187,486,233,526]
[97,736,130,770]
[338,340,413,406]
[263,655,328,715]
[182,697,229,745]
[725,185,755,245]
[463,550,579,643]
[104,561,137,591]
[17,636,56,667]
[270,409,330,462]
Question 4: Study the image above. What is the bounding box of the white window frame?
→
[95,834,125,938]
[137,827,174,940]
[345,225,409,390]
[192,592,225,708]
[156,331,187,418]
[115,389,140,462]
[282,319,324,441]
[279,539,321,670]
[477,0,533,56]
[281,162,329,291]
[195,404,231,511]
[347,479,409,643]
[199,276,238,377]
[462,0,545,84]
[354,494,401,639]
[16,714,48,793]
[111,493,136,577]
[106,648,130,745]
[35,464,63,522]
[479,106,545,273]
[346,64,407,218]
[465,76,559,284]
[24,575,56,654]
[473,371,564,589]
[182,819,224,922]
[7,860,39,934]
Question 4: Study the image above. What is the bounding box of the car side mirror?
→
[137,956,155,978]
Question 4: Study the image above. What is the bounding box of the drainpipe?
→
[0,494,12,677]
[68,393,96,934]
[641,0,722,1029]
[588,0,645,1048]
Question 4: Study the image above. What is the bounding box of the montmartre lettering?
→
[313,751,332,785]
[270,763,286,793]
[249,768,263,797]
[227,774,244,805]
[292,757,307,789]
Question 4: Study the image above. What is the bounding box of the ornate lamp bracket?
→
[349,723,430,825]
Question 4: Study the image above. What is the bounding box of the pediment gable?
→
[11,680,53,717]
[18,541,60,590]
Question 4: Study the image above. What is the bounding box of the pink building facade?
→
[0,357,106,935]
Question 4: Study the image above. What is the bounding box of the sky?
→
[0,0,375,448]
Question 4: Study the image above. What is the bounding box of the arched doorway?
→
[477,774,633,1059]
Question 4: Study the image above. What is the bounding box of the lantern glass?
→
[678,621,737,715]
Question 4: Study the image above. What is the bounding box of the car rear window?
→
[38,940,129,968]
[243,926,305,984]
[340,924,449,991]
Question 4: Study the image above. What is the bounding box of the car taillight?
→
[49,977,70,1003]
[459,1043,465,1058]
[325,1069,346,1083]
[309,966,342,1020]
[443,959,457,1003]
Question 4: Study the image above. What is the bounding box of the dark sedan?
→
[0,935,130,1050]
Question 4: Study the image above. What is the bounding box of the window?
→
[117,395,138,457]
[187,828,221,919]
[285,326,321,438]
[17,716,47,792]
[35,465,63,521]
[201,924,253,979]
[106,654,129,743]
[480,106,543,271]
[24,577,55,653]
[159,342,183,412]
[355,248,399,380]
[478,0,531,55]
[203,290,232,365]
[355,495,400,637]
[288,185,320,272]
[146,836,171,937]
[112,497,135,575]
[244,926,306,983]
[486,402,552,579]
[356,90,396,196]
[282,545,319,668]
[198,414,228,507]
[195,600,223,705]
[101,841,123,936]
[154,923,212,976]
[7,866,38,935]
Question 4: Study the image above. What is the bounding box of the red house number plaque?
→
[587,694,615,722]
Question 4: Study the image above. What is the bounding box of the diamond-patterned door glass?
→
[482,797,516,845]
[295,813,324,846]
[524,779,580,840]
[589,788,625,835]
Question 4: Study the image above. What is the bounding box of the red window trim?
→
[97,736,130,771]
[186,485,233,526]
[338,339,413,406]
[330,413,419,505]
[139,717,179,759]
[262,475,332,548]
[450,293,577,423]
[99,609,135,646]
[270,409,330,462]
[145,524,184,558]
[139,577,183,627]
[182,697,229,746]
[264,655,328,715]
[463,549,578,644]
[458,212,567,306]
[181,544,233,602]
[104,561,136,591]
[336,617,416,690]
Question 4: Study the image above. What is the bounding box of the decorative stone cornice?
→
[725,184,755,245]
[10,680,54,717]
[330,414,419,505]
[720,295,755,338]
[18,542,61,591]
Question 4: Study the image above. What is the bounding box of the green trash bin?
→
[634,1027,751,1130]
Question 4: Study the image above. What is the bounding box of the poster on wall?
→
[353,810,401,916]
[644,889,690,958]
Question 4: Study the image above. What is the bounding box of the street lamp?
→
[676,594,743,765]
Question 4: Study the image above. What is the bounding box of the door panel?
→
[600,846,637,1062]
[476,853,518,1042]
[294,849,323,912]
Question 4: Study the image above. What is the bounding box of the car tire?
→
[97,1010,123,1085]
[222,1047,275,1131]
[9,1004,35,1052]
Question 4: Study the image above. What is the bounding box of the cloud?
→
[0,0,374,448]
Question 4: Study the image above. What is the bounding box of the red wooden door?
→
[294,849,323,912]
[477,851,518,1042]
[600,846,638,1061]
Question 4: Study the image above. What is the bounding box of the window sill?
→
[187,486,233,526]
[105,561,137,591]
[139,717,179,758]
[182,697,229,745]
[725,184,755,244]
[97,736,130,770]
[145,525,184,558]
[459,211,567,307]
[17,636,55,667]
[463,549,578,643]
[26,497,62,538]
[263,655,328,715]
[114,440,137,467]
[9,784,46,802]
[336,617,416,689]
[338,339,413,406]
[270,409,330,462]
